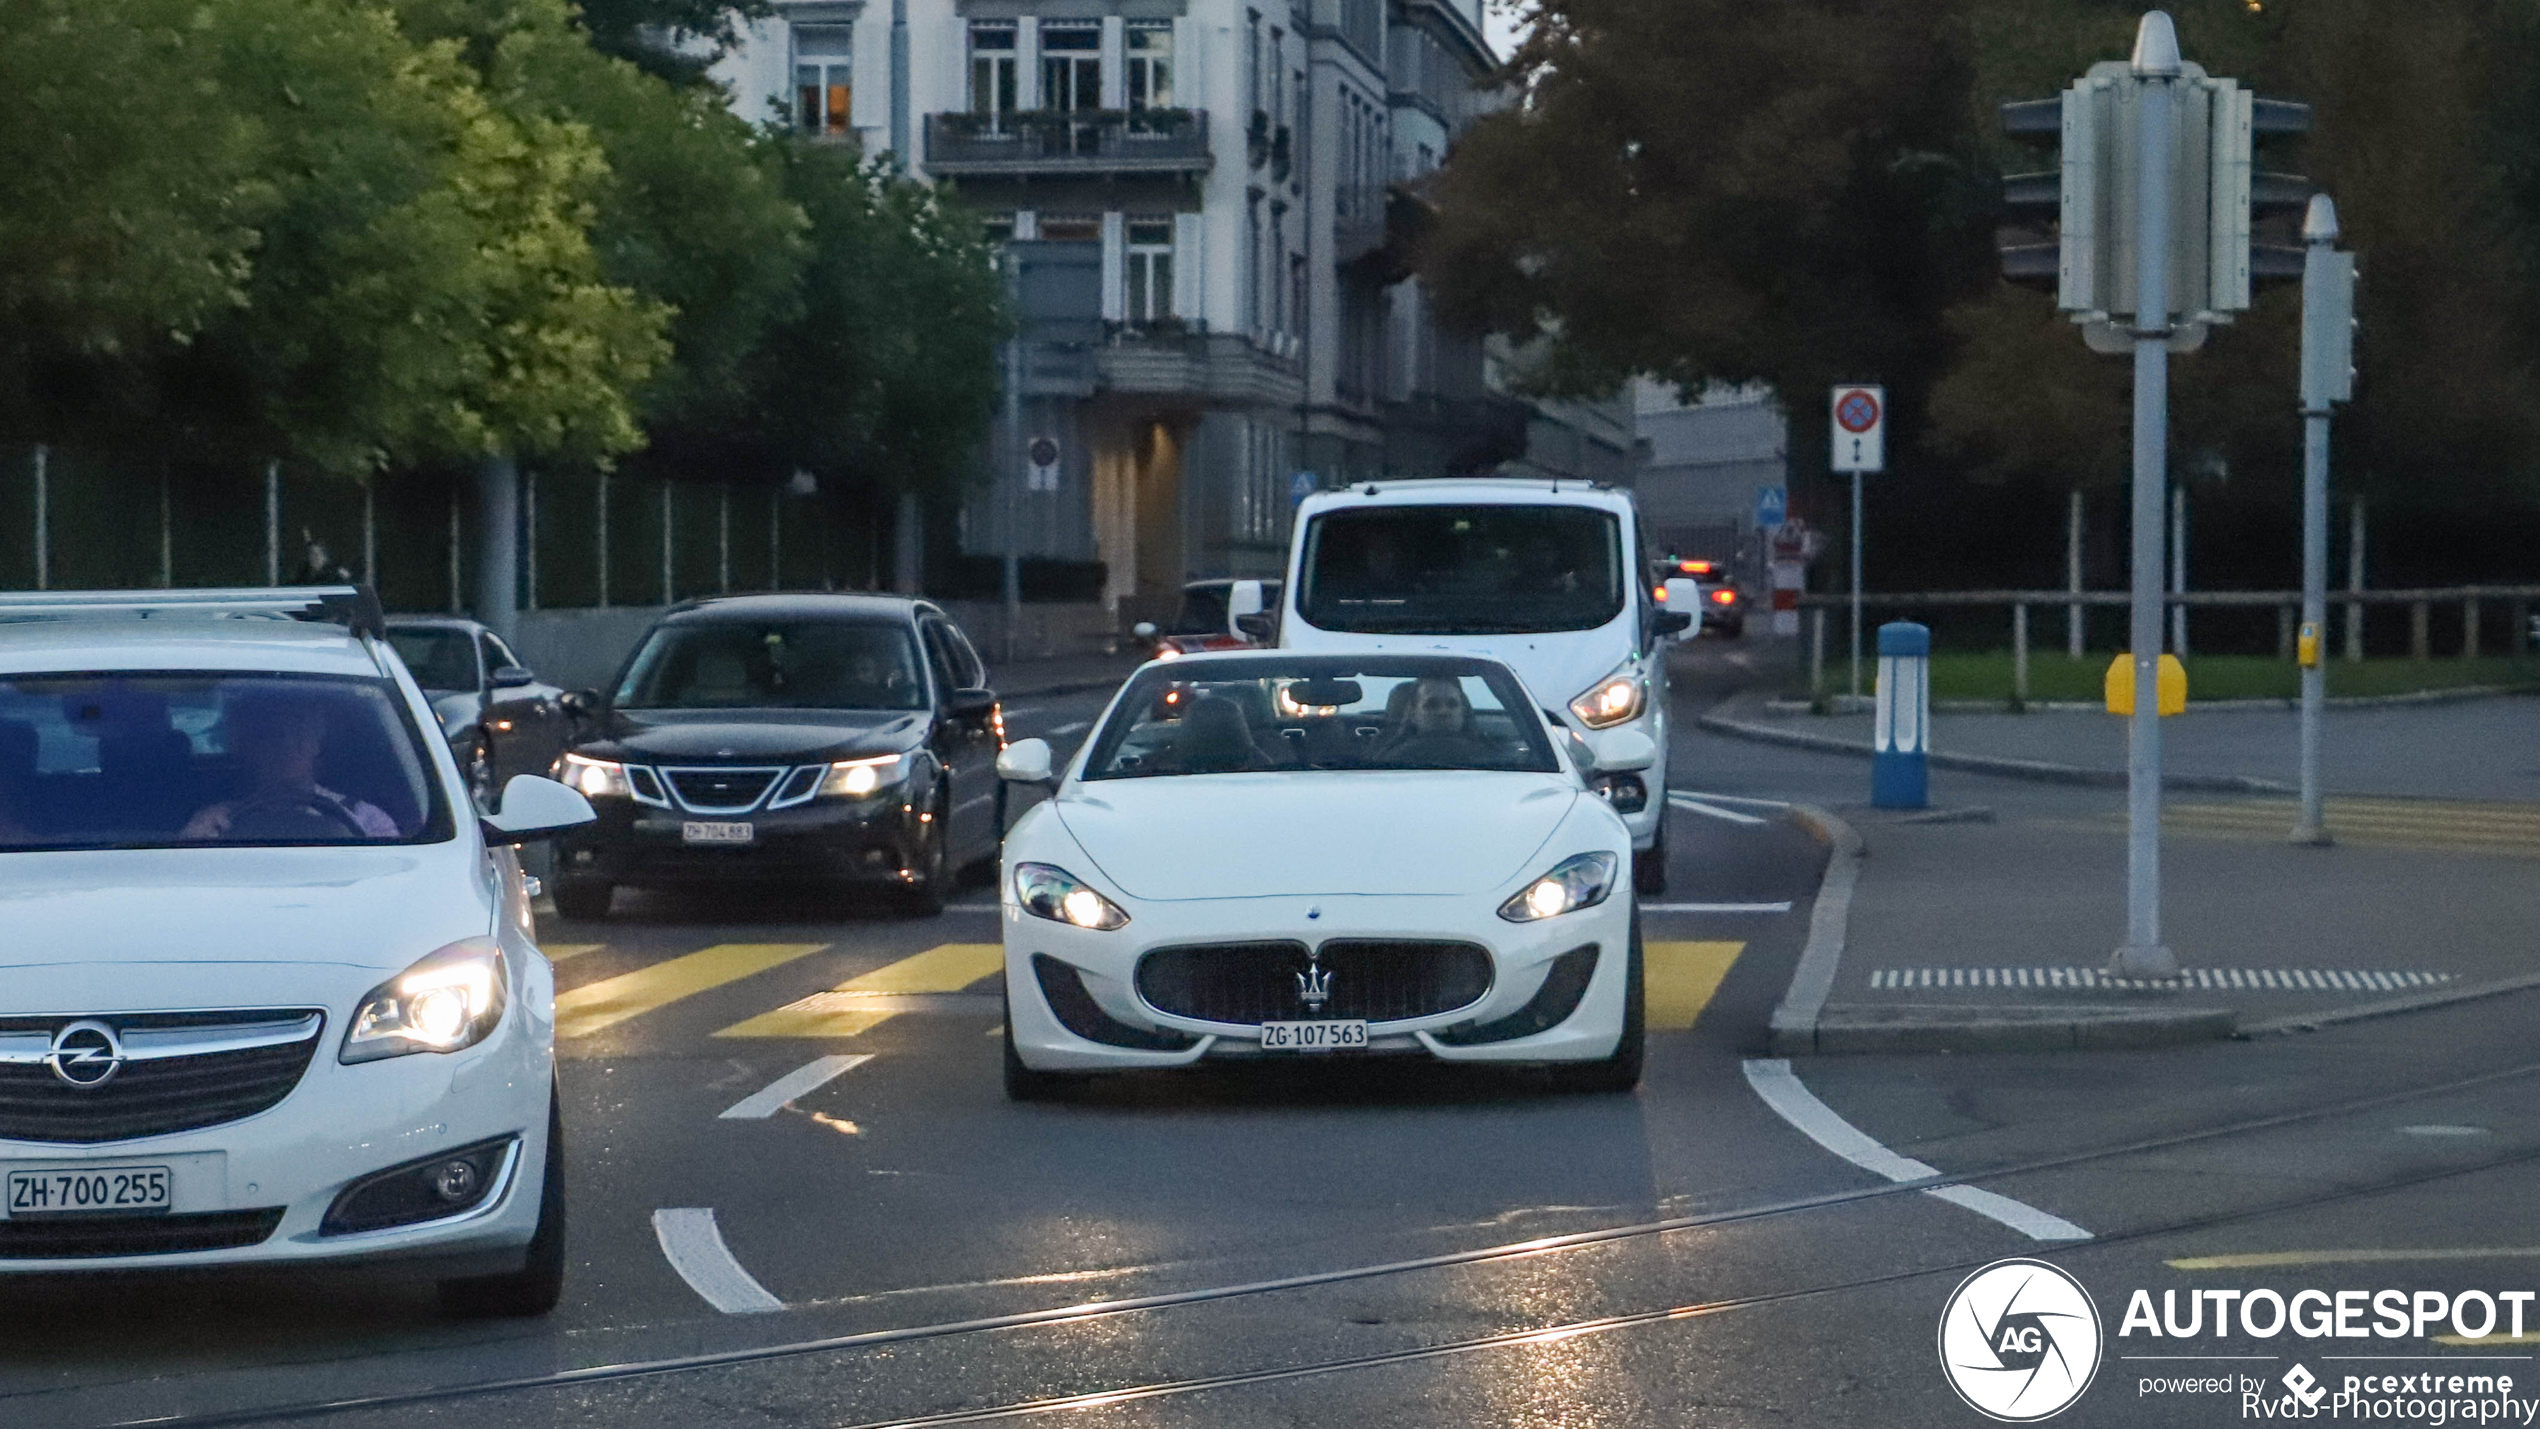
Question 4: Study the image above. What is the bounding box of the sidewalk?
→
[1707,689,2540,802]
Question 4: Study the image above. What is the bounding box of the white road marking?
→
[1668,795,1766,825]
[1049,721,1090,737]
[999,705,1044,720]
[652,1208,786,1313]
[1667,789,1792,808]
[718,1054,875,1120]
[1642,901,1794,914]
[944,903,1001,913]
[1741,1058,2090,1243]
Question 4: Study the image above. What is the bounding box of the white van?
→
[1274,478,1688,892]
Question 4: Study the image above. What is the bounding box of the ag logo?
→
[1938,1258,2102,1421]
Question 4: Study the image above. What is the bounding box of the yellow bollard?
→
[2104,652,2187,716]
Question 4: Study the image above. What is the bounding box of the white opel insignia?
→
[994,651,1649,1098]
[0,589,593,1315]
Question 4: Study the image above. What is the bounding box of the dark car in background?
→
[1130,578,1284,657]
[548,595,1004,919]
[384,615,574,807]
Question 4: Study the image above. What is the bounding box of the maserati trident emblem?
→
[46,1020,126,1089]
[1295,960,1333,1009]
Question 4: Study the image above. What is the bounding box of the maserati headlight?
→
[821,751,915,799]
[1011,862,1130,930]
[1569,669,1646,729]
[557,753,629,799]
[342,939,509,1064]
[1499,852,1620,923]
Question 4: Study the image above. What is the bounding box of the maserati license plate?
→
[682,821,754,845]
[1259,1020,1369,1052]
[8,1165,172,1217]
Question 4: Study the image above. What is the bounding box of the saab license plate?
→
[682,821,754,845]
[1259,1020,1369,1052]
[8,1165,172,1217]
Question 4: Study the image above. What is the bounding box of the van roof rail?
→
[0,586,387,639]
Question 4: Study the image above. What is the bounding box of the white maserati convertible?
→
[993,650,1648,1098]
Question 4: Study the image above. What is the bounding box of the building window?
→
[1039,215,1101,243]
[794,26,852,137]
[1040,24,1102,114]
[1126,220,1174,325]
[968,23,1016,130]
[1126,22,1172,111]
[981,214,1015,245]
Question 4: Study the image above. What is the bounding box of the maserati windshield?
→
[1296,505,1624,634]
[1082,658,1560,779]
[0,673,448,851]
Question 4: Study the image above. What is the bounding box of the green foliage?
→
[571,0,774,84]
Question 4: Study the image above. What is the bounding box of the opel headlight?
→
[1012,862,1130,930]
[1499,852,1620,923]
[821,751,914,799]
[1569,670,1646,729]
[557,753,629,799]
[342,938,509,1063]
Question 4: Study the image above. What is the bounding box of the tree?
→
[1420,0,1997,469]
[572,0,774,85]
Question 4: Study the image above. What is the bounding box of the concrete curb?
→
[1807,1004,2237,1053]
[1766,804,1861,1055]
[1697,707,2295,794]
[2238,968,2540,1037]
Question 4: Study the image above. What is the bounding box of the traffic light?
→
[1999,70,2311,333]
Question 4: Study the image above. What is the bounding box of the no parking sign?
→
[1831,385,1885,473]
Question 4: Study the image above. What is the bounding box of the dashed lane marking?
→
[714,943,1005,1038]
[555,943,828,1039]
[1742,1058,2091,1243]
[1049,721,1090,736]
[652,1208,784,1313]
[1643,901,1793,914]
[541,943,604,963]
[1869,967,2452,992]
[719,1054,876,1119]
[1645,941,1745,1031]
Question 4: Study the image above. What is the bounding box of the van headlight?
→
[821,751,915,799]
[1012,862,1130,930]
[1569,669,1645,729]
[342,939,509,1063]
[557,753,629,799]
[1499,852,1619,922]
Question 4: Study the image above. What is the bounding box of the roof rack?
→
[0,586,388,639]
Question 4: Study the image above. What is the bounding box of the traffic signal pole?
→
[2114,15,2181,979]
[2292,194,2355,844]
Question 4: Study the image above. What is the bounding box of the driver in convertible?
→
[181,696,397,840]
[1376,675,1491,765]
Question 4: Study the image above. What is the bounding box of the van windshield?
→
[1296,505,1624,634]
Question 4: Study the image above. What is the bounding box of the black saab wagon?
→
[549,595,1004,917]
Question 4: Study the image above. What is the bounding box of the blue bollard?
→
[1872,622,1930,809]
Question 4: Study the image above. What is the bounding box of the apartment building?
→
[713,0,1638,620]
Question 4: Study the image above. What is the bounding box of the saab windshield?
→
[1083,658,1560,779]
[0,674,449,851]
[1297,505,1624,634]
[613,621,929,711]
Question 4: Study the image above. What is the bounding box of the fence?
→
[1797,586,2540,701]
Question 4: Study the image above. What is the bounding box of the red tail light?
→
[1710,589,1738,605]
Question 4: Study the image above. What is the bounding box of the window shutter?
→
[1173,212,1206,323]
[1101,211,1127,323]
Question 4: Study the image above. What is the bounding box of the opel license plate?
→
[682,821,754,845]
[8,1165,172,1217]
[1259,1020,1369,1052]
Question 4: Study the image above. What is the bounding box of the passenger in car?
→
[181,696,398,840]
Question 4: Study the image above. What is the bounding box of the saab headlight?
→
[821,751,915,799]
[557,753,629,799]
[1012,862,1130,930]
[1569,669,1646,730]
[1499,852,1620,923]
[342,939,509,1063]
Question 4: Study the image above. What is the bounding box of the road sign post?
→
[1831,385,1885,699]
[1872,622,1931,809]
[2292,195,2356,846]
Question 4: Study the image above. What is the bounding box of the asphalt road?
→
[12,642,2540,1429]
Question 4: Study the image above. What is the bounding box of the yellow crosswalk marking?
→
[1645,940,1745,1032]
[2170,1248,2540,1271]
[716,943,1005,1039]
[2152,799,2540,858]
[556,943,827,1039]
[541,943,604,964]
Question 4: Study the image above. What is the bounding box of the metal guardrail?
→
[923,110,1210,176]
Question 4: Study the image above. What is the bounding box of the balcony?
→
[924,110,1212,179]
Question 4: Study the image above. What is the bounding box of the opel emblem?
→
[46,1020,126,1090]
